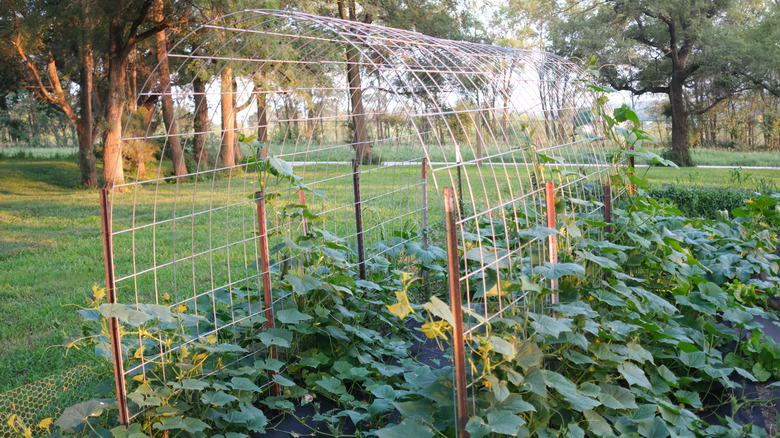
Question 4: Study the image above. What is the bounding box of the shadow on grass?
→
[0,159,88,191]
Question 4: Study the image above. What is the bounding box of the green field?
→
[1,155,780,392]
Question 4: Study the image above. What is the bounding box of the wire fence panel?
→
[98,9,625,433]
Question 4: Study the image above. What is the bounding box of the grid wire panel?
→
[105,8,622,425]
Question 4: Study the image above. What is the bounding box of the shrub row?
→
[647,185,753,219]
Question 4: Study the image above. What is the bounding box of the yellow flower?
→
[588,296,594,301]
[483,380,491,388]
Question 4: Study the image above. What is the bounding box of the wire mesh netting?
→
[98,9,625,432]
[0,364,110,437]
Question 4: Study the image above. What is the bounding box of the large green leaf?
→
[598,383,637,410]
[152,417,211,433]
[257,328,293,348]
[674,390,702,409]
[518,226,561,241]
[464,247,512,270]
[110,423,149,438]
[534,262,586,280]
[487,410,526,435]
[636,417,669,438]
[316,376,346,394]
[489,336,516,359]
[276,308,313,324]
[285,275,322,295]
[577,250,621,270]
[99,304,153,327]
[55,399,110,432]
[618,362,651,389]
[268,155,296,178]
[201,391,238,407]
[515,341,543,371]
[375,421,435,438]
[529,312,574,337]
[229,377,262,392]
[424,296,455,326]
[465,417,492,438]
[583,410,614,436]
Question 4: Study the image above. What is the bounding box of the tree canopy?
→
[546,0,780,165]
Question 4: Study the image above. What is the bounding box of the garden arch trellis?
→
[101,9,625,434]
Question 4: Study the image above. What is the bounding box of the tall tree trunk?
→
[193,76,208,167]
[77,40,98,187]
[103,52,127,188]
[338,0,371,163]
[154,0,187,178]
[255,77,268,159]
[232,78,242,163]
[668,72,690,166]
[220,66,235,168]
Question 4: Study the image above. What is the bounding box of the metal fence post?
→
[421,158,430,296]
[99,188,130,426]
[352,159,367,280]
[603,185,612,238]
[545,182,558,301]
[444,187,470,438]
[255,191,281,397]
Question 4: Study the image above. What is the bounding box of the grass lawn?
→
[1,155,780,392]
[0,160,102,391]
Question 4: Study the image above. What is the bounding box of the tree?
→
[102,0,177,188]
[547,0,777,165]
[153,0,188,178]
[2,0,101,186]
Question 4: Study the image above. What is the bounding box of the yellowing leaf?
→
[37,418,53,430]
[387,290,414,319]
[421,320,450,339]
[92,285,106,304]
[162,293,171,302]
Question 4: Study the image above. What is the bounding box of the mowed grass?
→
[0,160,102,391]
[1,154,779,392]
[641,166,780,191]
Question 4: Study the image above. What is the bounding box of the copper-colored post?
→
[443,187,470,438]
[629,155,636,195]
[255,191,281,397]
[421,158,430,296]
[298,187,309,236]
[603,185,612,238]
[352,159,366,280]
[99,188,130,426]
[545,182,559,300]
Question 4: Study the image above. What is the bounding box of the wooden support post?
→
[545,182,559,301]
[352,159,366,280]
[99,188,130,426]
[421,158,430,296]
[255,191,281,397]
[444,187,470,438]
[603,185,612,238]
[629,155,636,195]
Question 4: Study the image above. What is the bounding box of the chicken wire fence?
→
[95,9,626,433]
[0,364,110,437]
